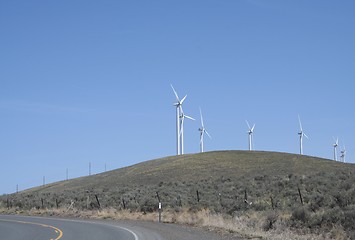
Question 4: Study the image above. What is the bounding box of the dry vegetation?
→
[1,151,355,239]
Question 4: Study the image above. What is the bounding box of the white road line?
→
[112,225,139,240]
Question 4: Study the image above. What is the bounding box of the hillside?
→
[2,151,355,238]
[15,150,354,194]
[4,151,355,207]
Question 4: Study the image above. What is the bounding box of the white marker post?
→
[158,202,162,223]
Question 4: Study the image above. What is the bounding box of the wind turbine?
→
[298,115,309,155]
[333,137,339,161]
[246,120,255,151]
[198,108,211,153]
[340,146,346,163]
[179,107,195,155]
[171,84,187,155]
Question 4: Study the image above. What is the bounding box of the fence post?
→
[87,196,90,209]
[95,195,101,209]
[156,192,161,202]
[122,198,126,210]
[270,195,275,210]
[298,187,304,205]
[177,195,182,207]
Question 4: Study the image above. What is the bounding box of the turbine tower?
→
[333,137,339,161]
[340,146,346,163]
[171,84,187,155]
[179,107,195,155]
[298,115,309,155]
[246,120,255,151]
[198,108,211,153]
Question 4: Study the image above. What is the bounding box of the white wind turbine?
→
[246,120,255,151]
[171,84,187,155]
[298,115,309,155]
[340,146,346,163]
[333,137,339,161]
[198,108,211,153]
[179,107,195,155]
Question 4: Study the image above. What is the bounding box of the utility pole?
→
[89,162,91,176]
[43,176,45,186]
[66,168,69,181]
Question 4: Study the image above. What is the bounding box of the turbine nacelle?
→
[333,137,339,147]
[171,84,187,107]
[332,137,339,161]
[246,120,255,151]
[299,131,309,139]
[171,84,189,155]
[341,146,346,154]
[246,120,255,135]
[180,112,195,121]
[298,115,309,155]
[340,146,347,162]
[199,108,211,153]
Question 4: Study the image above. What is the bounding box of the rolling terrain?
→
[2,151,355,239]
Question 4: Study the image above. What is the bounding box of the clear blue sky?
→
[1,1,354,194]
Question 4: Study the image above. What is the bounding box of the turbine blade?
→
[205,130,212,139]
[246,120,251,129]
[200,107,204,128]
[303,133,309,139]
[180,95,187,104]
[251,124,256,132]
[298,115,303,131]
[184,115,195,121]
[179,117,184,136]
[170,84,180,102]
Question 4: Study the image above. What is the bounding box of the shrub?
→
[291,207,309,223]
[342,208,355,231]
[263,211,278,231]
[323,207,344,226]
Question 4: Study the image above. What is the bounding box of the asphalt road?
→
[0,215,138,240]
[0,215,242,240]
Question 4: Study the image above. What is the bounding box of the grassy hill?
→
[16,150,353,193]
[2,150,355,238]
